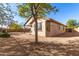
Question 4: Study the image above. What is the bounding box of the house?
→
[25,18,67,37]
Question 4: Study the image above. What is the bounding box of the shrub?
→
[2,30,7,33]
[0,30,10,38]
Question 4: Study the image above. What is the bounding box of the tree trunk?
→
[34,18,38,43]
[31,4,38,43]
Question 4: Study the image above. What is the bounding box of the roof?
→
[46,18,67,27]
[24,16,32,26]
[25,17,66,27]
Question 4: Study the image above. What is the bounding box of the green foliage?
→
[66,19,78,28]
[0,32,10,38]
[9,22,22,30]
[17,3,58,18]
[0,30,10,38]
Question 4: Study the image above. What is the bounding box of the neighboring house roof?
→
[25,17,67,27]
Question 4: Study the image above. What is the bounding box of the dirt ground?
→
[0,32,79,56]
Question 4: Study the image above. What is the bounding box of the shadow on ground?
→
[11,37,79,56]
[0,32,79,56]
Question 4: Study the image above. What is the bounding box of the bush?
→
[0,30,10,38]
[2,30,7,33]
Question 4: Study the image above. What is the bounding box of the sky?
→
[10,3,79,25]
[9,4,25,25]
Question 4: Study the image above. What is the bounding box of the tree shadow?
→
[8,36,79,56]
[1,34,79,56]
[18,40,79,56]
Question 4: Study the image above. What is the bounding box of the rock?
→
[50,50,58,54]
[26,45,30,48]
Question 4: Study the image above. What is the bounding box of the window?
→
[37,22,42,31]
[34,22,42,31]
[59,25,64,30]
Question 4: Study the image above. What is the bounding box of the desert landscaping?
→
[0,3,79,56]
[0,32,79,56]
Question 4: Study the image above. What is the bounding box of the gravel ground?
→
[0,32,79,56]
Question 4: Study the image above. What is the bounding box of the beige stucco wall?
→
[31,19,66,37]
[46,22,66,37]
[31,19,46,36]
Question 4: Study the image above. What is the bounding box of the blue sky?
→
[49,3,79,24]
[10,3,79,25]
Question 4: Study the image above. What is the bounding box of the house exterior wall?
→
[46,21,66,37]
[30,19,66,37]
[31,19,46,36]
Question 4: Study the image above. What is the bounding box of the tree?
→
[18,3,58,43]
[66,19,77,28]
[9,22,22,30]
[0,3,15,28]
